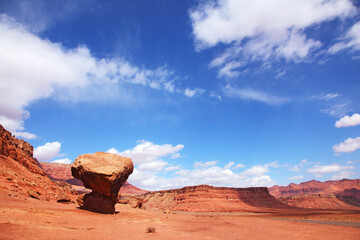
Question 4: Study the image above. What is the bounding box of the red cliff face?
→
[0,124,76,201]
[0,125,45,176]
[141,185,289,212]
[269,179,360,199]
[278,194,360,209]
[39,161,148,195]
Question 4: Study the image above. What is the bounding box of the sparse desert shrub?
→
[147,227,156,233]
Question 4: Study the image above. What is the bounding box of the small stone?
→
[56,192,71,203]
[28,189,40,199]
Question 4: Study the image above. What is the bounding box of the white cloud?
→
[137,161,168,171]
[51,158,72,164]
[164,165,181,172]
[0,15,192,138]
[331,171,353,180]
[233,163,245,169]
[290,159,307,172]
[321,93,342,100]
[184,87,205,97]
[335,113,360,128]
[34,142,61,161]
[333,137,360,154]
[190,0,355,76]
[223,84,289,105]
[243,165,268,176]
[329,21,360,54]
[194,161,218,168]
[224,162,234,169]
[307,164,354,174]
[107,140,184,165]
[289,175,304,180]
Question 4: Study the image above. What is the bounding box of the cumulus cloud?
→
[329,21,360,54]
[109,140,184,165]
[34,142,61,161]
[307,164,354,174]
[223,84,289,105]
[190,0,355,76]
[51,158,72,164]
[112,140,278,190]
[335,113,360,128]
[289,175,304,180]
[333,137,360,154]
[0,15,196,138]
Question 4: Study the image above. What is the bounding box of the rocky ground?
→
[0,193,359,240]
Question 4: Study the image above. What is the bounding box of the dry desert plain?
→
[0,193,359,240]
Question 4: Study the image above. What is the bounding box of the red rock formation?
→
[269,179,360,199]
[0,124,76,202]
[278,194,360,209]
[141,185,289,212]
[0,124,44,176]
[40,161,148,194]
[71,152,134,213]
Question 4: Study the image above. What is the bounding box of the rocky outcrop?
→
[278,194,360,209]
[269,179,360,199]
[40,161,147,194]
[0,124,44,176]
[141,185,289,212]
[0,124,76,202]
[71,152,134,214]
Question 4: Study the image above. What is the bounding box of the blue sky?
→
[0,0,359,190]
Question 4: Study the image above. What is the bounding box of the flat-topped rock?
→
[71,152,133,213]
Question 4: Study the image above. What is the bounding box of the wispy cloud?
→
[0,15,198,138]
[328,21,360,54]
[223,85,289,105]
[190,0,355,76]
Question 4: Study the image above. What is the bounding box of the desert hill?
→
[0,124,75,202]
[269,179,360,199]
[140,184,289,212]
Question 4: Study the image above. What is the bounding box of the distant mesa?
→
[269,179,360,199]
[71,152,134,214]
[139,185,290,212]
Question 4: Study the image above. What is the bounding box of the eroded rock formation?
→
[71,152,133,214]
[269,179,360,199]
[278,194,360,209]
[40,161,147,194]
[141,185,289,212]
[0,124,76,202]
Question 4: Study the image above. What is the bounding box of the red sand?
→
[0,194,359,240]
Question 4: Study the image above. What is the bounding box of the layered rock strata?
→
[0,124,76,202]
[141,185,289,212]
[71,152,133,214]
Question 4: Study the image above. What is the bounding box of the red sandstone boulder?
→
[71,152,134,214]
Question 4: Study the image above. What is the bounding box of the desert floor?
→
[0,194,359,240]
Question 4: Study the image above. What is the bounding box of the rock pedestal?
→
[71,152,133,214]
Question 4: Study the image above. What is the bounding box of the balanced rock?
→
[71,152,133,214]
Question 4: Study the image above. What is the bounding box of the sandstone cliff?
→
[278,194,360,209]
[141,185,289,212]
[269,179,360,199]
[0,124,75,202]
